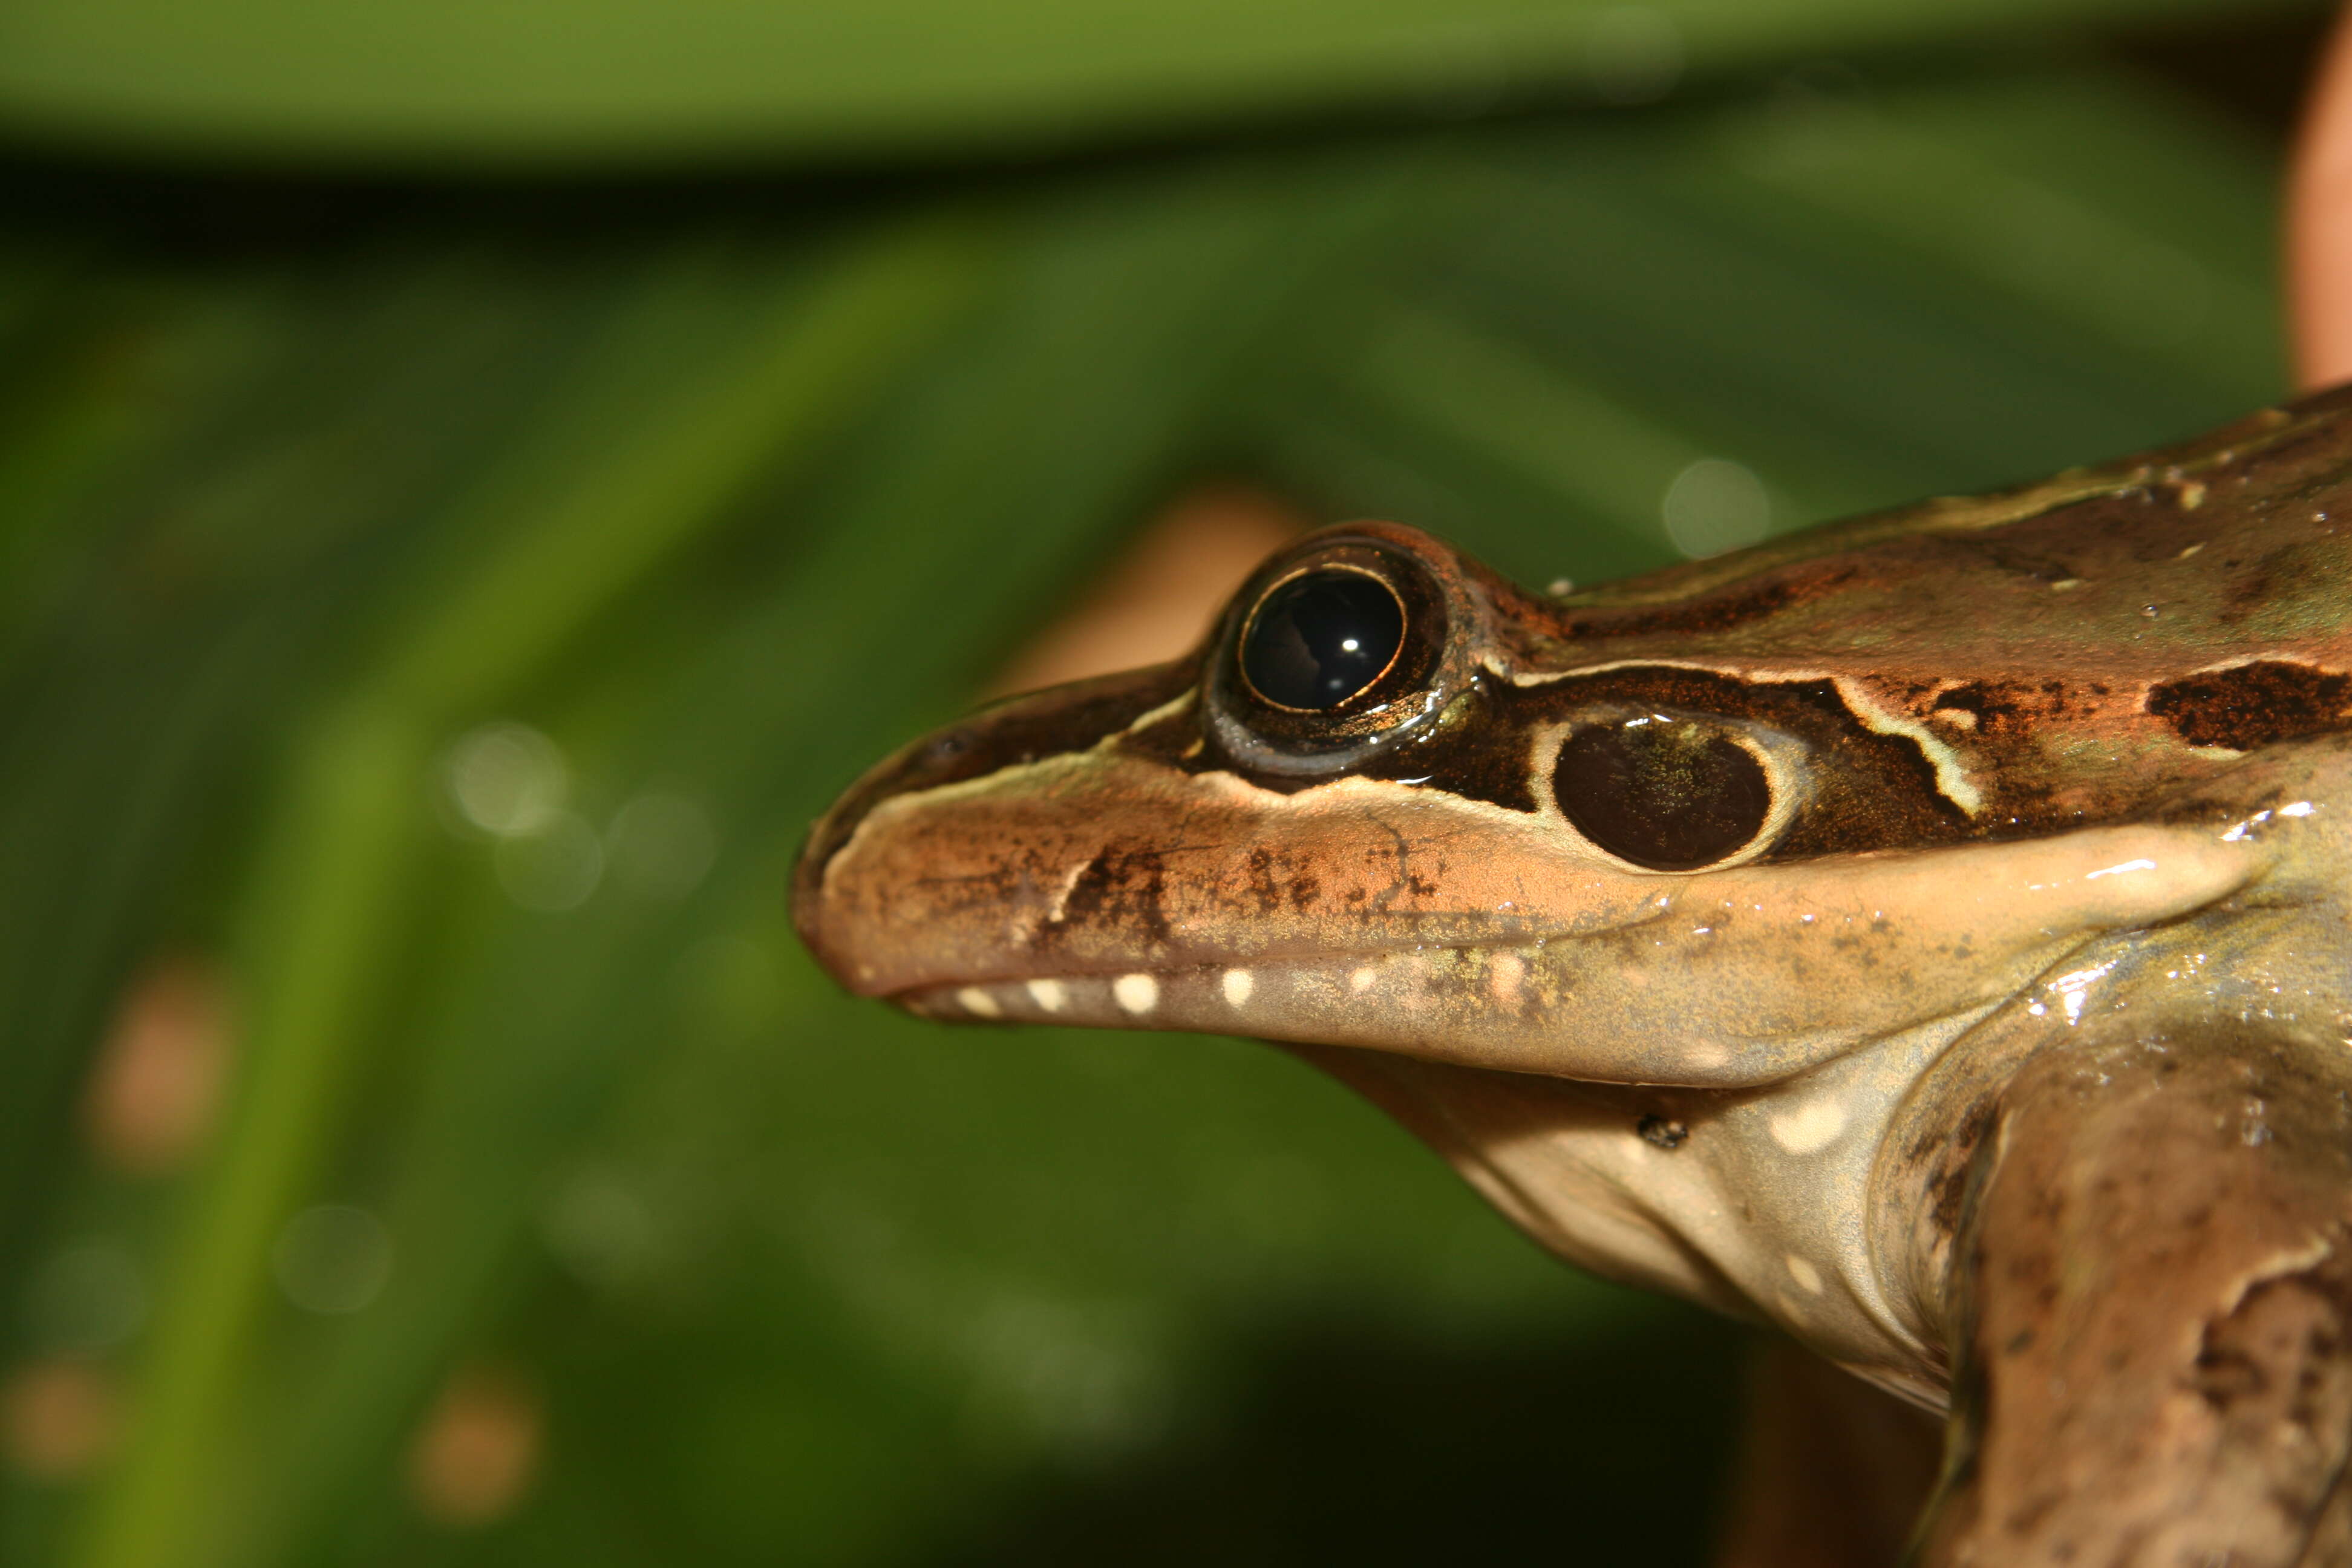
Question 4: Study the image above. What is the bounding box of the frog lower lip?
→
[890,942,1904,1088]
[898,960,1396,1035]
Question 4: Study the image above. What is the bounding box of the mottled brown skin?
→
[1923,1033,2352,1566]
[795,385,2352,1564]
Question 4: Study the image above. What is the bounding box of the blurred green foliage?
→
[0,0,2318,1563]
[0,0,2312,165]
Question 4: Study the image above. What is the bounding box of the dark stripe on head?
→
[2146,661,2352,752]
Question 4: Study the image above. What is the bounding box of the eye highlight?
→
[1553,715,1771,871]
[1239,568,1406,711]
[1204,528,1465,777]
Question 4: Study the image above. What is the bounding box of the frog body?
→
[795,387,2352,1557]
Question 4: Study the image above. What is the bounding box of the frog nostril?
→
[1239,568,1405,711]
[1553,716,1771,871]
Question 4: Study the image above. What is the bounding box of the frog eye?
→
[1207,530,1464,776]
[1553,714,1772,871]
[1239,567,1406,711]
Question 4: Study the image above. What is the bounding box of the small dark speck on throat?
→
[1638,1115,1689,1150]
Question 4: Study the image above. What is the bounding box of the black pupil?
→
[1241,570,1406,710]
[1553,717,1770,871]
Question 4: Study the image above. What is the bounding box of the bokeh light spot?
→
[406,1363,541,1528]
[606,791,717,901]
[82,954,233,1175]
[272,1205,394,1315]
[1661,458,1771,558]
[495,812,605,911]
[444,722,567,837]
[541,1167,658,1293]
[2,1360,120,1481]
[24,1240,146,1353]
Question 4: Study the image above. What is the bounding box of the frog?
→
[793,385,2352,1566]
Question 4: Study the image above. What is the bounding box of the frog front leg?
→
[1913,1029,2352,1566]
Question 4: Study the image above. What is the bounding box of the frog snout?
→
[792,659,1198,995]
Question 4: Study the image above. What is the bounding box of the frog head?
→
[794,389,2352,1408]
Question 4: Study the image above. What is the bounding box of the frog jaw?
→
[803,737,2261,1089]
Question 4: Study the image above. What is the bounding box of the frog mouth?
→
[804,701,2269,1086]
[855,805,2262,1090]
[892,945,1647,1074]
[882,812,2248,1088]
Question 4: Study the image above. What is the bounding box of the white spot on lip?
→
[1222,969,1254,1007]
[956,987,1001,1018]
[1768,1098,1847,1154]
[1113,973,1159,1014]
[1349,967,1377,993]
[1027,979,1068,1013]
[1784,1254,1824,1295]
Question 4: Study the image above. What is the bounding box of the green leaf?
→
[0,0,2313,165]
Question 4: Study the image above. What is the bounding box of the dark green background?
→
[0,2,2319,1563]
